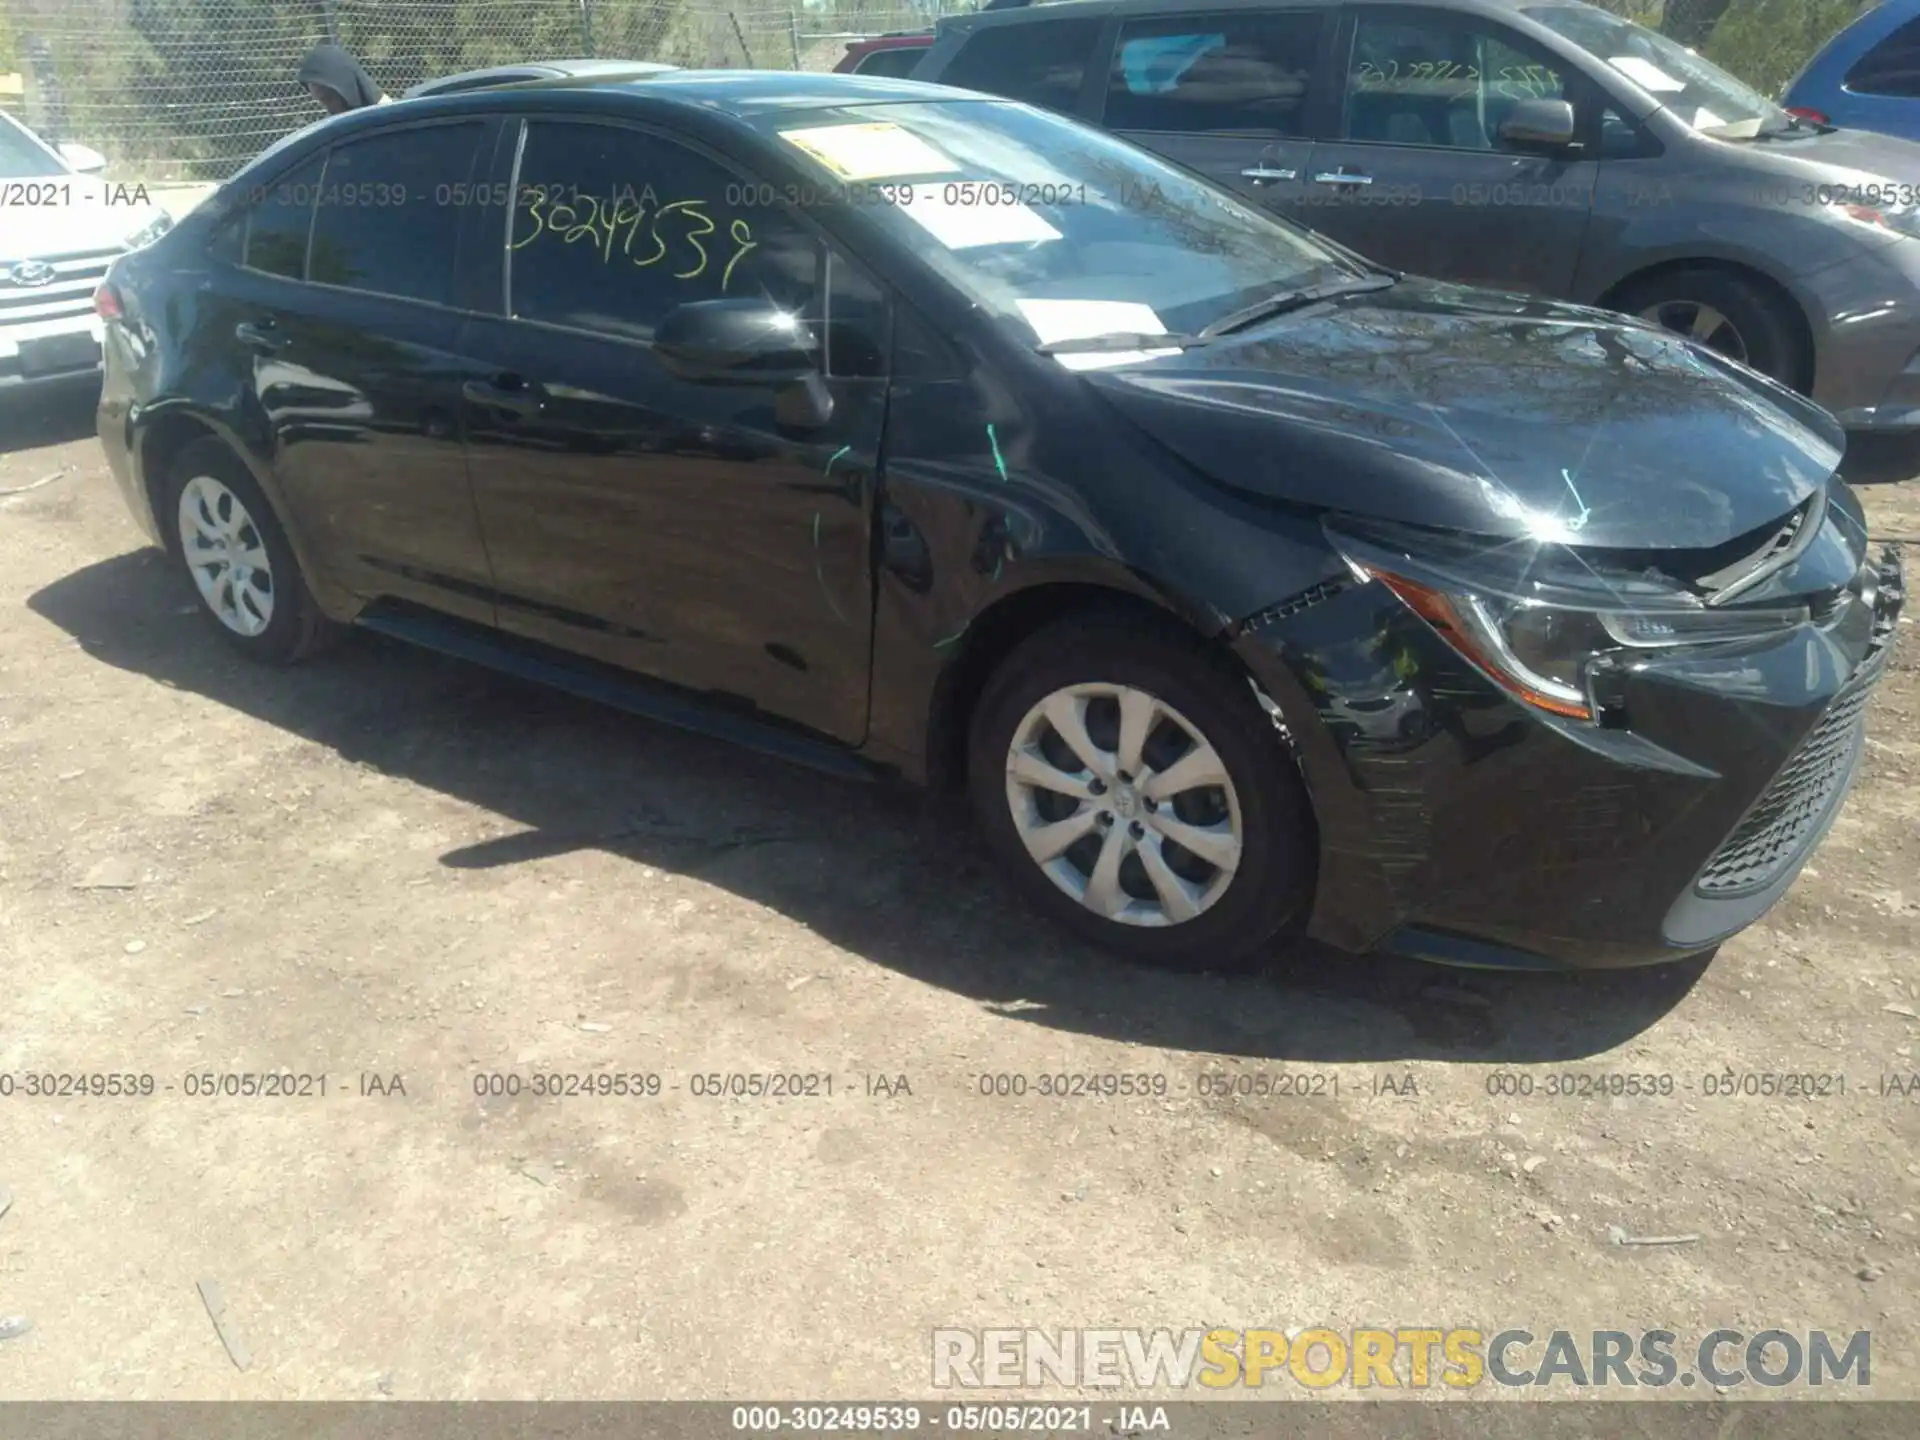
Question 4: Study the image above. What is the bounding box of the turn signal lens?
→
[93,283,122,321]
[1785,106,1829,125]
[1363,566,1595,720]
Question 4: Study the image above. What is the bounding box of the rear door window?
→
[1104,11,1327,134]
[938,17,1106,113]
[306,121,487,305]
[1844,17,1920,98]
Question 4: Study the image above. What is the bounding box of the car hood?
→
[0,179,161,261]
[1748,123,1920,183]
[1080,279,1843,551]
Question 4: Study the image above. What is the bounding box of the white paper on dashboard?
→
[1691,107,1728,130]
[900,189,1063,249]
[776,123,962,181]
[1607,56,1685,93]
[1015,298,1182,369]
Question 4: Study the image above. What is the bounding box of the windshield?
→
[0,114,68,179]
[1522,4,1790,138]
[756,99,1365,346]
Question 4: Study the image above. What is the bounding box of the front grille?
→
[0,247,120,325]
[1694,646,1888,897]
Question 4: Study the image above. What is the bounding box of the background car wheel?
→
[966,611,1315,971]
[165,438,339,664]
[1616,268,1809,393]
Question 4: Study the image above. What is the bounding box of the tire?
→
[1614,268,1809,393]
[163,437,339,664]
[966,611,1315,971]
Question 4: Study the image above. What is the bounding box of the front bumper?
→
[1234,537,1904,970]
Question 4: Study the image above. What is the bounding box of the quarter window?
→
[1344,15,1569,149]
[306,122,484,304]
[1844,18,1920,98]
[939,18,1104,114]
[241,154,324,279]
[1105,12,1325,134]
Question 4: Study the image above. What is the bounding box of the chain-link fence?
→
[0,0,1879,183]
[0,0,966,180]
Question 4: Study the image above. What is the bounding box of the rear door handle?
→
[234,321,285,353]
[1313,171,1374,186]
[1240,166,1298,182]
[462,377,542,415]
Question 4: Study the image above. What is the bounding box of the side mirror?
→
[654,298,820,385]
[58,141,108,175]
[1498,97,1577,151]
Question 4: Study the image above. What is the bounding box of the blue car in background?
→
[1784,0,1920,138]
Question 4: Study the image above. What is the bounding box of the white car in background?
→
[1,111,173,400]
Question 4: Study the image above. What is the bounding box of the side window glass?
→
[825,251,888,380]
[1345,16,1566,150]
[939,18,1105,113]
[1599,104,1654,159]
[507,121,822,344]
[1105,12,1324,134]
[854,48,926,80]
[1845,19,1920,98]
[307,122,484,305]
[242,154,325,279]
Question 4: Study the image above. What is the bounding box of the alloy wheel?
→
[177,474,275,638]
[1003,683,1243,927]
[1640,299,1749,365]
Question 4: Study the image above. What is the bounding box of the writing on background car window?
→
[512,182,759,289]
[1352,59,1560,99]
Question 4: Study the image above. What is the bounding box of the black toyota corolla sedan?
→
[94,71,1903,972]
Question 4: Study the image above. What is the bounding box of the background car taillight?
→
[93,282,122,321]
[1785,106,1830,125]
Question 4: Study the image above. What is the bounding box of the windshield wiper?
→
[1033,331,1204,355]
[1198,274,1399,341]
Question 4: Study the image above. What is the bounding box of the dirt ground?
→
[0,385,1916,1403]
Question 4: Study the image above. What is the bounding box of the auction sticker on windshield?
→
[778,123,961,182]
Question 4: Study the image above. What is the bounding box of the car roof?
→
[949,0,1543,18]
[404,58,676,99]
[417,67,985,114]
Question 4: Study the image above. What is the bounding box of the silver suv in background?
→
[915,0,1920,429]
[1,111,173,400]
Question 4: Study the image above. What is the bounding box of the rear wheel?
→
[164,438,339,664]
[1615,267,1809,392]
[966,612,1315,971]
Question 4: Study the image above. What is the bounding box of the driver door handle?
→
[1314,171,1374,186]
[1240,165,1298,182]
[234,321,286,353]
[462,376,542,415]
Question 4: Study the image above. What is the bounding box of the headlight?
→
[1329,519,1810,723]
[121,211,173,251]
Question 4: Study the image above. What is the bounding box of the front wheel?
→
[1615,268,1809,393]
[966,613,1315,971]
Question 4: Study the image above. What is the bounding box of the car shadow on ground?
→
[0,381,100,456]
[1840,431,1920,487]
[31,551,1712,1069]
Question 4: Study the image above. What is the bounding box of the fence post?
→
[788,10,803,70]
[580,0,596,57]
[320,0,340,44]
